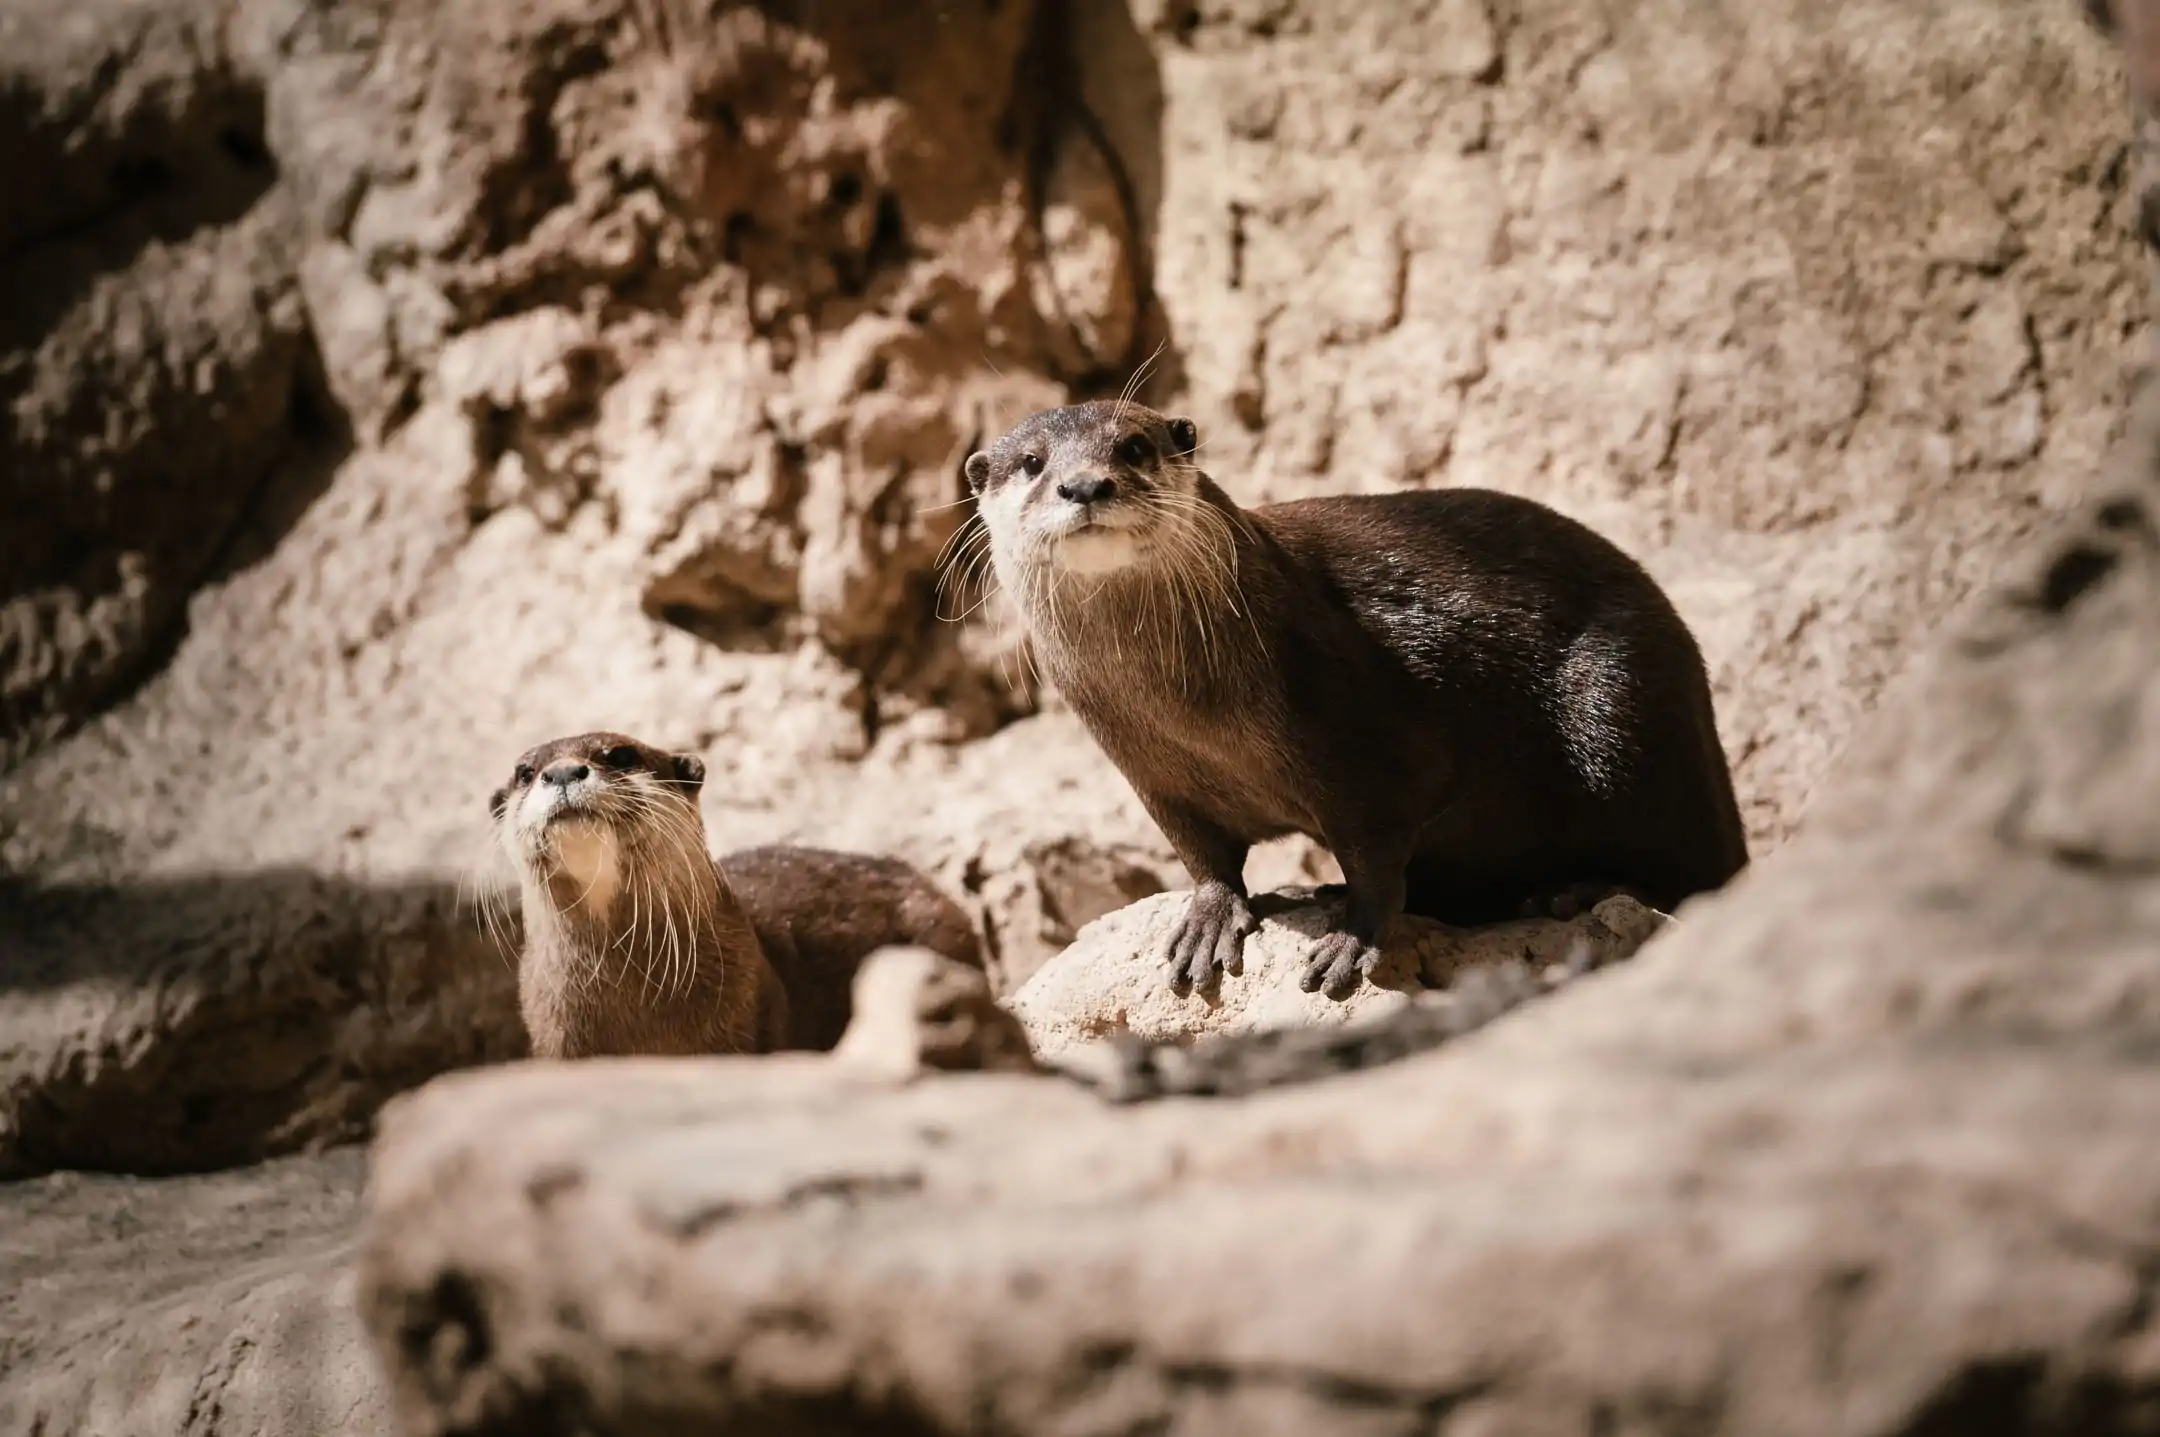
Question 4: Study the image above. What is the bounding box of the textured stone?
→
[0,872,518,1178]
[0,1149,382,1437]
[1009,889,1669,1062]
[831,945,1043,1080]
[0,0,315,767]
[354,388,2160,1433]
[0,0,2141,1187]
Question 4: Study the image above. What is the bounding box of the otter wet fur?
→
[962,400,1748,999]
[489,731,984,1058]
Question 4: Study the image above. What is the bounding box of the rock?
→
[0,871,520,1178]
[1008,889,1669,1062]
[351,375,2160,1433]
[1,0,316,768]
[831,946,1042,1080]
[994,835,1176,989]
[1058,913,1665,1105]
[0,0,2140,1202]
[0,1148,385,1436]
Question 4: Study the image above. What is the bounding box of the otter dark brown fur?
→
[964,401,1747,998]
[489,731,983,1058]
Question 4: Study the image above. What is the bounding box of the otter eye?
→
[1020,453,1045,477]
[513,764,535,787]
[601,745,641,769]
[1117,434,1155,467]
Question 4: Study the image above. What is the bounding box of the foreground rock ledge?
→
[359,941,2160,1437]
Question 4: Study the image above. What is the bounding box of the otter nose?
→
[1056,473,1116,505]
[542,761,590,788]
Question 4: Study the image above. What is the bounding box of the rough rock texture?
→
[0,0,2142,1177]
[0,1147,382,1436]
[0,0,321,769]
[831,945,1043,1079]
[1060,959,1584,1103]
[355,387,2160,1434]
[1010,888,1667,1060]
[0,872,518,1178]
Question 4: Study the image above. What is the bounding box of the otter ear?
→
[487,786,509,820]
[963,451,992,495]
[670,753,706,791]
[1165,417,1199,456]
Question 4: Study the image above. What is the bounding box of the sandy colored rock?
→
[0,0,2142,1182]
[1009,889,1669,1062]
[831,945,1042,1080]
[0,1148,385,1436]
[0,0,315,767]
[0,872,520,1178]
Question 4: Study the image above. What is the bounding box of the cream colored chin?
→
[1053,527,1148,575]
[547,819,621,916]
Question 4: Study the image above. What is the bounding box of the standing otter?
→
[489,730,984,1058]
[964,401,1747,998]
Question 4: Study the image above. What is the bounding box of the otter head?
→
[963,401,1204,581]
[488,731,708,920]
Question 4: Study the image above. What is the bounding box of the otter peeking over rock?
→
[489,731,984,1058]
[964,400,1747,999]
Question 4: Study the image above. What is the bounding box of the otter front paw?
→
[1299,930,1382,999]
[1164,883,1258,992]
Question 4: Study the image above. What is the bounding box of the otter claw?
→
[1298,931,1381,999]
[1163,887,1257,993]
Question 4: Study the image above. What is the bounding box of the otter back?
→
[720,846,986,1051]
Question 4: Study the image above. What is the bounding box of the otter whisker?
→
[936,525,1007,623]
[1111,338,1167,427]
[939,524,997,587]
[1144,488,1253,657]
[460,837,523,970]
[933,510,987,573]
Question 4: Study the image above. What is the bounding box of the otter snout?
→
[1057,473,1117,506]
[542,760,590,788]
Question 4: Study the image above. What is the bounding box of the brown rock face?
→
[0,0,1154,1173]
[0,870,519,1178]
[1,1,319,771]
[264,0,1146,691]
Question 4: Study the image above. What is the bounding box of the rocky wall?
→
[0,0,2141,1171]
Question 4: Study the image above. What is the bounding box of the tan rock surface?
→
[0,1148,383,1437]
[1009,889,1669,1061]
[354,391,2160,1433]
[0,871,520,1178]
[0,0,2141,1176]
[832,945,1043,1080]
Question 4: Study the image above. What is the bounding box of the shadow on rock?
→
[0,867,524,1178]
